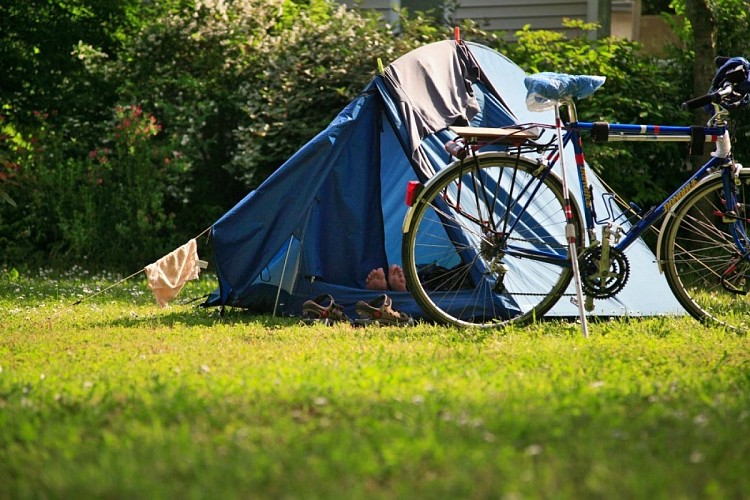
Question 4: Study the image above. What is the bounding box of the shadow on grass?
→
[95,305,302,329]
[91,305,514,343]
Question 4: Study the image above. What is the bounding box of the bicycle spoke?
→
[662,173,750,332]
[402,154,581,327]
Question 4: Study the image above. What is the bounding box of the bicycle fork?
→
[719,163,750,294]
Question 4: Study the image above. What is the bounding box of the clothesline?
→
[71,226,211,307]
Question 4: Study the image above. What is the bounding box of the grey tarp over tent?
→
[206,40,683,318]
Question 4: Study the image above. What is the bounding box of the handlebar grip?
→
[681,92,720,110]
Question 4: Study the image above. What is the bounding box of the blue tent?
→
[207,40,683,319]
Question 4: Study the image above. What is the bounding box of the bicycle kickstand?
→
[555,101,589,337]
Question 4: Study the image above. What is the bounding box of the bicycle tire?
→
[402,153,583,327]
[661,171,750,332]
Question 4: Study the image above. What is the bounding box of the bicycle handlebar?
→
[681,92,722,111]
[682,58,749,111]
[681,84,737,111]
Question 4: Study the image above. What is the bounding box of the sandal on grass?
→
[354,294,414,327]
[301,294,350,325]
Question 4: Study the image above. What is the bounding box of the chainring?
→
[580,246,630,299]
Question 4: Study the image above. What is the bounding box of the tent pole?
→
[272,235,295,317]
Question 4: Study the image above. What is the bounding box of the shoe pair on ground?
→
[302,293,414,327]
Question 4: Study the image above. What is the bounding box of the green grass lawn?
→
[1,268,749,498]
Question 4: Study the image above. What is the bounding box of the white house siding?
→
[455,0,591,33]
[337,0,599,35]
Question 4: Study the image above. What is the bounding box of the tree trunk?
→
[684,0,717,111]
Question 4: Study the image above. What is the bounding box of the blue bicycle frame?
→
[501,116,742,267]
[572,121,731,248]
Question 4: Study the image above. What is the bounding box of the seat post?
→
[562,98,578,123]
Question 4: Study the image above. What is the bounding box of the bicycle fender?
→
[655,170,725,273]
[401,153,550,234]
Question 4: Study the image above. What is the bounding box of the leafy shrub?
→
[82,105,191,268]
[0,111,82,266]
[0,117,20,207]
[230,3,395,186]
[90,0,283,217]
[0,106,189,270]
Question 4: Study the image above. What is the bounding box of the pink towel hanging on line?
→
[144,238,202,307]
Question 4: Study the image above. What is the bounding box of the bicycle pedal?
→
[584,295,595,312]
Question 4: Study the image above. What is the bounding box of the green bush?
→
[230,2,395,186]
[0,106,189,270]
[0,111,87,266]
[83,105,190,268]
[0,0,392,270]
[0,118,20,208]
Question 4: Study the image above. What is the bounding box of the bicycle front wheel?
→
[402,153,583,327]
[661,171,750,332]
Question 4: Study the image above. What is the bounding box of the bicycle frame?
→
[501,103,742,269]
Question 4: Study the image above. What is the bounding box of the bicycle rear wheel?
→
[661,171,750,332]
[402,153,583,327]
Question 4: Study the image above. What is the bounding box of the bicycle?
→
[401,56,750,331]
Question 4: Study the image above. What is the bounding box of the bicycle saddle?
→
[524,72,606,112]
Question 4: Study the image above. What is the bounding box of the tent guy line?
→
[66,226,211,309]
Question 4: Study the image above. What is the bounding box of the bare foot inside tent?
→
[365,267,387,291]
[388,264,407,292]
